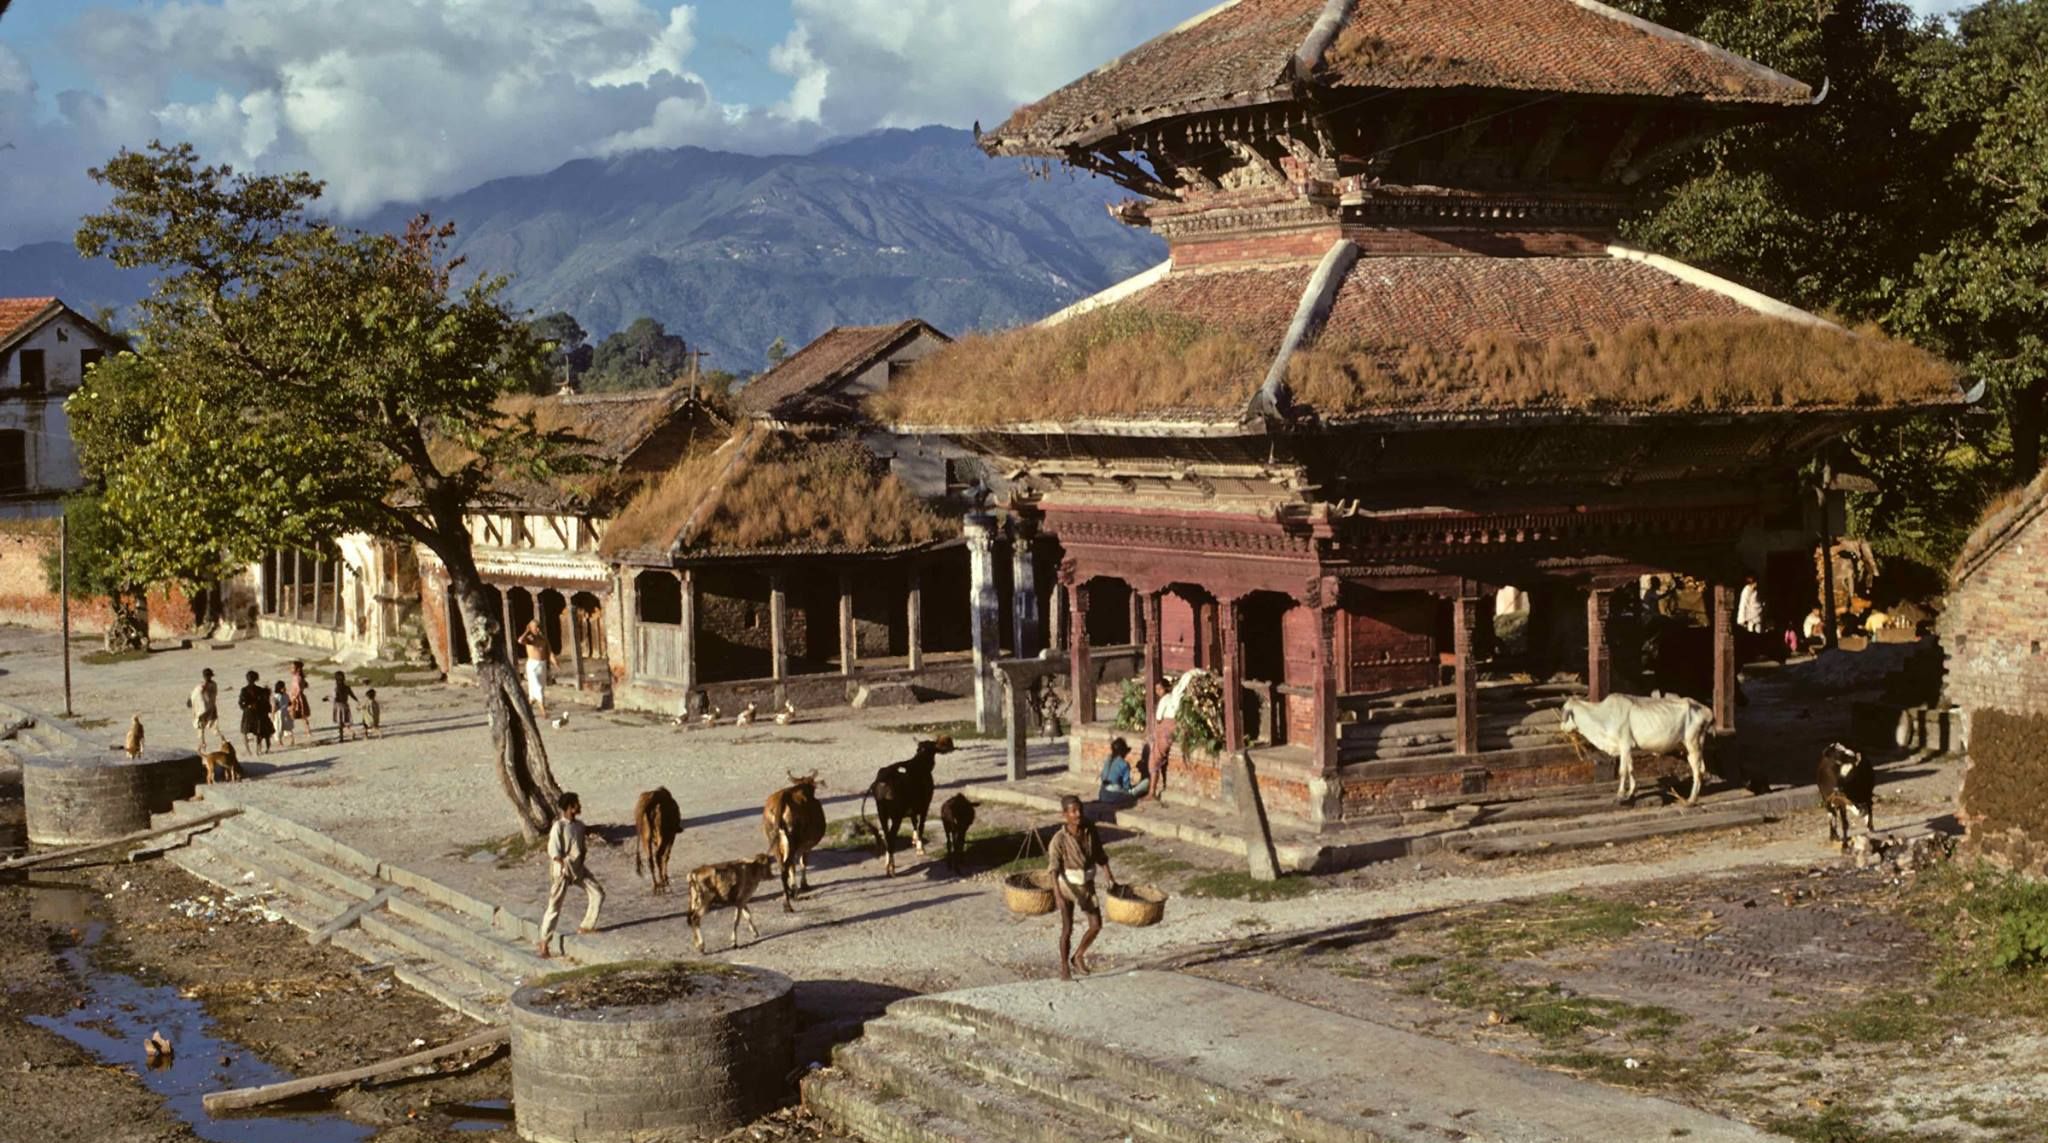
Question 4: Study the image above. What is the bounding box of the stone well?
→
[23,748,205,846]
[510,961,796,1142]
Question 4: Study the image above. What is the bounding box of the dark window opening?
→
[636,570,682,625]
[0,430,26,492]
[80,348,103,375]
[18,350,45,393]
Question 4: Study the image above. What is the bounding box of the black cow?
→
[859,736,955,876]
[1817,742,1875,850]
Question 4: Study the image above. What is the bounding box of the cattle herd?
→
[626,737,972,952]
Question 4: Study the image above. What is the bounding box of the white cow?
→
[1558,693,1712,805]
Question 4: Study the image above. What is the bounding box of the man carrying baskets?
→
[1049,795,1117,981]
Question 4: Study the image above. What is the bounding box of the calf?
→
[939,793,975,874]
[633,787,683,895]
[762,771,826,910]
[1817,742,1875,850]
[860,735,955,876]
[201,742,242,785]
[686,854,776,953]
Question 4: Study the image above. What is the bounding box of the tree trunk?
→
[2013,378,2048,484]
[104,589,147,652]
[450,574,561,842]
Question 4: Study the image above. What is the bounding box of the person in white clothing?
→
[517,619,556,719]
[1737,574,1765,635]
[537,792,603,958]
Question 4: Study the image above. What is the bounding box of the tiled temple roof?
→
[984,0,1811,155]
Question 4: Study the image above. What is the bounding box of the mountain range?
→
[0,127,1166,373]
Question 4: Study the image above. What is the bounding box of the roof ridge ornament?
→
[1293,0,1355,80]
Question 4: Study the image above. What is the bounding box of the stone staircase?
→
[1336,681,1582,763]
[152,795,553,1022]
[804,997,1301,1143]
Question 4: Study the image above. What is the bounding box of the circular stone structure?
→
[510,961,796,1142]
[23,748,205,845]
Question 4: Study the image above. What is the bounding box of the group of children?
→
[194,658,383,754]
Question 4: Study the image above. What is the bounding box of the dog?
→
[201,742,243,784]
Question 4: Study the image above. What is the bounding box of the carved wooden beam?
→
[1519,109,1575,183]
[1599,107,1657,184]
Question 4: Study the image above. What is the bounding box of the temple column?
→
[1064,567,1094,725]
[906,567,924,674]
[678,569,697,696]
[314,556,327,628]
[292,551,304,622]
[1712,581,1738,732]
[1310,584,1339,774]
[838,571,857,676]
[966,512,1003,734]
[769,572,789,709]
[1141,589,1164,744]
[1454,595,1480,756]
[1586,588,1614,702]
[567,592,584,690]
[1198,599,1220,671]
[1128,591,1143,647]
[1220,595,1244,753]
[1010,517,1041,659]
[1047,583,1066,653]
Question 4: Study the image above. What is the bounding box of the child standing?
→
[330,670,358,744]
[363,687,383,739]
[271,681,295,747]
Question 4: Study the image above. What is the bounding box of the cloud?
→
[771,0,1217,135]
[0,0,819,247]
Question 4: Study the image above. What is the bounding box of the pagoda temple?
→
[880,0,1960,827]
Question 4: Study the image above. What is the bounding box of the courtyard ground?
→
[0,625,2035,1141]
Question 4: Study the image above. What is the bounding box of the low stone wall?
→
[1958,708,2048,877]
[23,748,205,845]
[614,660,977,719]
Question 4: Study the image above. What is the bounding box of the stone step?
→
[803,1070,991,1143]
[1449,807,1772,859]
[830,1040,1135,1143]
[863,1009,1292,1143]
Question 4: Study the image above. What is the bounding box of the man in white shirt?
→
[1737,574,1765,635]
[538,792,604,958]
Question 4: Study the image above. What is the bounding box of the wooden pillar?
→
[1713,581,1738,733]
[1141,589,1164,743]
[1454,595,1480,756]
[1066,572,1093,724]
[1311,587,1339,774]
[1220,596,1244,753]
[567,593,584,691]
[313,556,326,628]
[1127,590,1143,647]
[270,550,282,615]
[292,551,304,622]
[501,589,516,668]
[906,567,925,674]
[838,571,857,676]
[769,572,789,708]
[966,513,1004,734]
[1586,588,1614,702]
[1047,583,1066,654]
[1198,599,1219,671]
[678,569,697,696]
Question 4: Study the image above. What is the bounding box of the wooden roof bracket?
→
[1245,237,1358,425]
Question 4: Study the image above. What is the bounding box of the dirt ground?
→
[1183,857,2048,1143]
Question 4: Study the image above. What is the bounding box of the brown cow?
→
[633,787,683,894]
[762,770,826,911]
[687,853,776,953]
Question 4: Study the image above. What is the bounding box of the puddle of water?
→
[28,937,374,1143]
[442,1098,514,1132]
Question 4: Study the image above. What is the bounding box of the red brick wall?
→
[1170,227,1343,269]
[1160,593,1197,674]
[0,526,194,637]
[1941,505,2048,724]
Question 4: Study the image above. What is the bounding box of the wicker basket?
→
[1002,871,1056,916]
[1104,884,1168,927]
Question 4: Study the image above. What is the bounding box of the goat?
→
[939,792,975,874]
[632,787,683,894]
[762,771,826,910]
[1817,742,1874,850]
[686,854,776,952]
[735,701,757,727]
[860,736,955,876]
[1559,693,1710,805]
[774,700,797,726]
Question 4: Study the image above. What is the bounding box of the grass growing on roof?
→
[870,307,1268,426]
[1288,318,1957,416]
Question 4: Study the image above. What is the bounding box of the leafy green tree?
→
[587,316,691,391]
[1894,0,2048,482]
[70,141,574,839]
[529,311,593,389]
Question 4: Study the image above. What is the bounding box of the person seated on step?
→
[1098,736,1148,803]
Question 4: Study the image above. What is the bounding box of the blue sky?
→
[0,0,1982,249]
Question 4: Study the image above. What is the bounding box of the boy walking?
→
[189,668,220,751]
[538,792,604,958]
[1048,794,1116,980]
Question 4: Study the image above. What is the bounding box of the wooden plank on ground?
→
[0,809,243,874]
[1451,809,1770,860]
[202,1027,508,1114]
[308,887,394,947]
